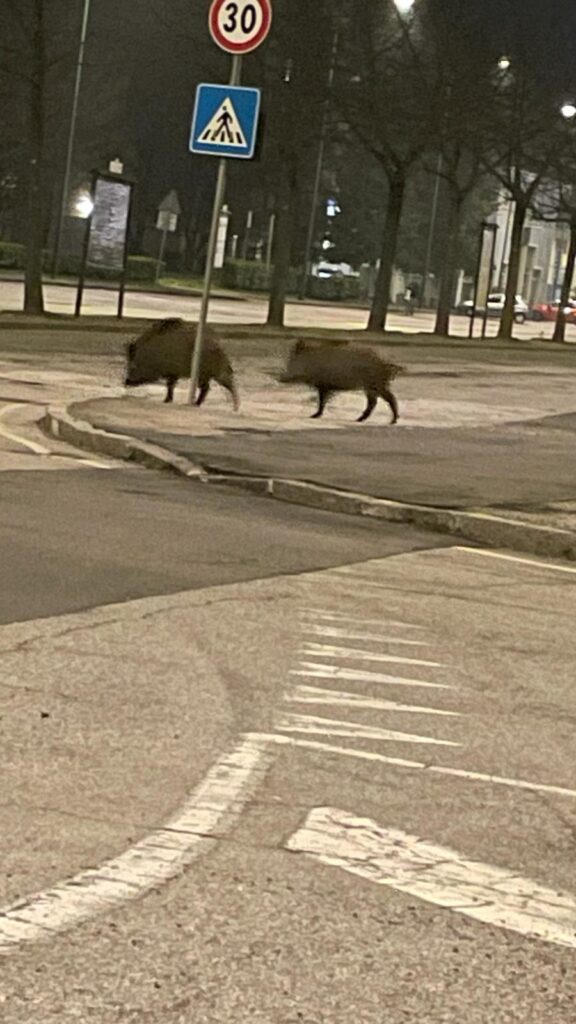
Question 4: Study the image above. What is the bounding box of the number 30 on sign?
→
[209,0,272,54]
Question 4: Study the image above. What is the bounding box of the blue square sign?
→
[190,84,261,159]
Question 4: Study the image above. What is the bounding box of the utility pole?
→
[51,0,92,277]
[298,26,339,301]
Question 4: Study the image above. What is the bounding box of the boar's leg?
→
[357,390,378,422]
[164,377,178,403]
[311,387,333,419]
[195,381,210,407]
[380,387,399,424]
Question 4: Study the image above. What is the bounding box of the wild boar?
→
[124,318,238,407]
[279,340,403,423]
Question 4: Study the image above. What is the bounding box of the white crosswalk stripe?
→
[302,642,442,668]
[303,625,428,646]
[276,712,461,747]
[286,684,461,716]
[291,664,455,690]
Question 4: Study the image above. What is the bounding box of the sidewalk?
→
[41,368,576,561]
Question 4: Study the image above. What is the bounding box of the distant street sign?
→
[190,83,261,159]
[156,210,177,232]
[209,0,272,54]
[158,189,181,216]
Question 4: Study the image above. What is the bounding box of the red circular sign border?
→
[209,0,272,55]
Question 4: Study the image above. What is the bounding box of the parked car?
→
[457,293,529,324]
[531,300,576,323]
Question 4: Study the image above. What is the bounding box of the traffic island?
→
[41,400,576,564]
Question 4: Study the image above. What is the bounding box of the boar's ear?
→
[156,317,184,333]
[293,339,308,355]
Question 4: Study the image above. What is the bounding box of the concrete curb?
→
[41,406,205,479]
[42,405,576,563]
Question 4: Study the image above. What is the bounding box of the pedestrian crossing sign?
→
[190,83,261,159]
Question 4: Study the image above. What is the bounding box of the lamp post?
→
[51,0,92,277]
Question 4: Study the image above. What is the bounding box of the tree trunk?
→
[367,171,406,332]
[267,171,296,328]
[497,199,527,340]
[553,217,576,343]
[434,190,461,337]
[24,0,45,315]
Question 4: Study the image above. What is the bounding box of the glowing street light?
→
[394,0,416,16]
[73,192,94,219]
[561,102,576,121]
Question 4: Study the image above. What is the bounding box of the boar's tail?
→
[383,361,405,381]
[218,360,239,410]
[156,317,185,333]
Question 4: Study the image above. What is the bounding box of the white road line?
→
[301,609,426,631]
[454,546,576,576]
[305,626,427,647]
[0,738,271,955]
[253,734,576,800]
[322,573,398,591]
[0,403,110,468]
[276,713,460,747]
[0,404,50,455]
[287,685,460,717]
[291,665,455,690]
[286,807,576,949]
[302,643,441,668]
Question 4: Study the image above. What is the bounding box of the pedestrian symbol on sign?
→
[200,99,247,148]
[190,83,261,159]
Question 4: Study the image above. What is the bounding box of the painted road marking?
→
[302,642,441,668]
[302,609,426,631]
[0,738,271,955]
[304,625,427,647]
[276,713,460,747]
[292,664,455,690]
[253,734,576,800]
[454,546,576,576]
[0,403,111,469]
[287,684,460,717]
[321,572,402,592]
[0,403,50,455]
[286,807,576,949]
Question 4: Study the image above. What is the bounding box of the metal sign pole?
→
[156,226,168,283]
[189,54,242,404]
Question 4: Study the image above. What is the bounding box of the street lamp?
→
[561,102,576,121]
[51,0,92,276]
[394,0,416,15]
[73,192,94,219]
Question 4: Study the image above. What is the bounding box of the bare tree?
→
[533,127,576,343]
[259,0,335,327]
[335,1,436,331]
[477,62,559,340]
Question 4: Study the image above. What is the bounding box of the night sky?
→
[477,0,576,91]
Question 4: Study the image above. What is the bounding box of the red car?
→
[531,301,576,323]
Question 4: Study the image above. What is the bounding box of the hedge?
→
[0,242,161,282]
[0,241,26,269]
[307,274,361,302]
[222,259,361,301]
[221,259,300,293]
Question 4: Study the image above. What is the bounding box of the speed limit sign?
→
[209,0,272,55]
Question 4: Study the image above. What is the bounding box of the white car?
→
[458,293,529,324]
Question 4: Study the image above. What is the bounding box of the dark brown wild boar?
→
[279,340,403,422]
[125,318,238,407]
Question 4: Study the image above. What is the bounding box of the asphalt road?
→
[1,540,576,1023]
[2,377,576,1022]
[0,465,452,625]
[2,277,575,341]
